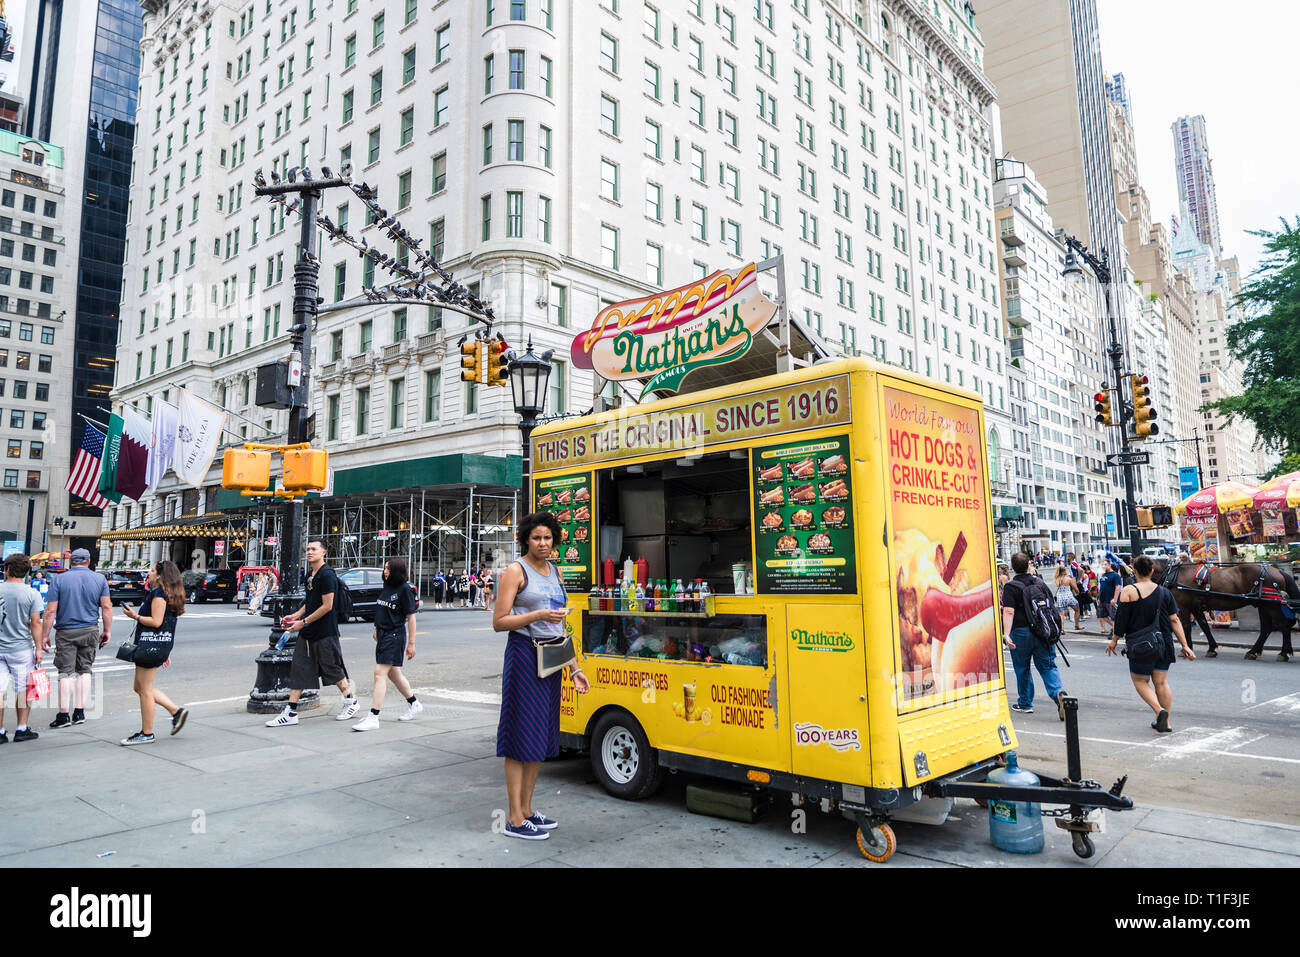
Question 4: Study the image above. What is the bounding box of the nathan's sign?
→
[570,264,778,398]
[533,374,852,471]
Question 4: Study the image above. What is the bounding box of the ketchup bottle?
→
[603,557,616,587]
[635,556,649,586]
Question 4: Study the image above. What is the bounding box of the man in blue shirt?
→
[41,549,113,728]
[1097,560,1124,637]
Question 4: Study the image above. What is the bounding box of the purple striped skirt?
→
[496,631,561,762]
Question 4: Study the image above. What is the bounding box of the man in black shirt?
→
[1000,552,1065,718]
[266,540,360,727]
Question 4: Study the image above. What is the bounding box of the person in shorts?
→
[43,548,113,728]
[1097,560,1123,636]
[352,557,421,731]
[266,541,360,727]
[0,554,44,743]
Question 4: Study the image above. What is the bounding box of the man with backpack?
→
[1001,552,1067,720]
[266,540,360,727]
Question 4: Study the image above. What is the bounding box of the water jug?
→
[986,751,1044,854]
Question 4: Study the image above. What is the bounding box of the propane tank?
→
[986,751,1044,854]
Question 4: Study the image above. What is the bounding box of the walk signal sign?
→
[1130,374,1158,440]
[486,338,510,387]
[1094,391,1115,427]
[460,338,484,384]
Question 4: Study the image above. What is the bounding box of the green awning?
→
[212,452,521,511]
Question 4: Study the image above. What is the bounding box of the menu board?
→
[1183,515,1220,562]
[752,435,856,595]
[535,473,593,589]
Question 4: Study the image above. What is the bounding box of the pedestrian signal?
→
[1093,391,1114,427]
[221,449,271,490]
[1149,505,1174,527]
[283,448,329,491]
[1130,374,1158,440]
[460,338,484,384]
[486,338,510,387]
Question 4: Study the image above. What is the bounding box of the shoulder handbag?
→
[118,596,176,668]
[516,561,577,678]
[1122,587,1163,663]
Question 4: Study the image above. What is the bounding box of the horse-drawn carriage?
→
[1154,559,1298,661]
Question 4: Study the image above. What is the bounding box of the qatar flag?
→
[112,406,151,501]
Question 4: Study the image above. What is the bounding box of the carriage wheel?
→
[856,823,897,863]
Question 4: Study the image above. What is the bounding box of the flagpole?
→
[163,384,280,437]
[97,402,247,445]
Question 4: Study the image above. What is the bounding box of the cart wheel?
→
[589,710,664,801]
[856,823,897,863]
[1071,831,1095,859]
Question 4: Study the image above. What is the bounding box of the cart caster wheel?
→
[1071,831,1095,859]
[856,823,897,863]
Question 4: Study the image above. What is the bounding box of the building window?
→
[538,196,551,242]
[424,369,441,422]
[539,125,552,167]
[600,159,620,202]
[506,190,523,238]
[646,242,662,285]
[600,224,619,269]
[549,360,566,415]
[327,394,340,441]
[432,152,447,192]
[600,95,618,136]
[389,378,405,429]
[434,86,449,126]
[482,124,493,165]
[355,387,370,435]
[393,307,408,341]
[481,195,492,240]
[400,108,414,146]
[509,49,525,88]
[549,283,567,327]
[540,56,552,97]
[508,119,524,161]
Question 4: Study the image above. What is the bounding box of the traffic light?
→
[283,448,329,491]
[1150,505,1174,527]
[1093,390,1115,427]
[221,449,271,490]
[486,337,510,387]
[460,337,484,384]
[1130,374,1159,440]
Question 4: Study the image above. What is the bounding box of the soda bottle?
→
[699,579,711,611]
[674,579,686,612]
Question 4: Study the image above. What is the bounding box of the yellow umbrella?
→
[1253,474,1300,511]
[1176,480,1257,518]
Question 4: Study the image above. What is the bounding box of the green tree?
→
[1207,218,1300,455]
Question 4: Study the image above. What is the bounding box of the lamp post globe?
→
[508,337,553,503]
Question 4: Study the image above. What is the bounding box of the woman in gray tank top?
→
[492,512,590,841]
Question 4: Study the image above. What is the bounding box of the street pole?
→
[246,174,347,714]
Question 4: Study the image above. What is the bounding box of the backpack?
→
[334,578,354,623]
[1014,577,1062,646]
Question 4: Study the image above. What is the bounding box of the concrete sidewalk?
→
[4,694,1298,868]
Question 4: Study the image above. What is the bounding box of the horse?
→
[1151,559,1297,661]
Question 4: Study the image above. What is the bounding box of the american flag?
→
[66,422,111,510]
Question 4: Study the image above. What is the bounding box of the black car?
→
[182,568,239,603]
[259,566,420,623]
[101,570,148,605]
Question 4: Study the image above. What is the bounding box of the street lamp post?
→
[507,338,553,507]
[1064,238,1142,558]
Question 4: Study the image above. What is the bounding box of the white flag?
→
[173,389,227,488]
[146,397,179,492]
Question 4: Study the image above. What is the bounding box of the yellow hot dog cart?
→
[534,358,1130,861]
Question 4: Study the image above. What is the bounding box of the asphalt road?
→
[38,603,1300,827]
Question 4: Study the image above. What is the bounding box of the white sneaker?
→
[398,699,424,722]
[352,713,380,732]
[266,707,299,727]
[336,697,361,720]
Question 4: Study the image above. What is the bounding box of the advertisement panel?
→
[1179,466,1201,501]
[751,435,856,595]
[534,472,593,589]
[883,384,998,704]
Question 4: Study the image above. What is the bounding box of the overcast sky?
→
[1093,1,1297,284]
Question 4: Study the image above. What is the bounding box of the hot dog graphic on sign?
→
[884,386,997,702]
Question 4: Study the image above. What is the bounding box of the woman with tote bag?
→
[119,561,189,746]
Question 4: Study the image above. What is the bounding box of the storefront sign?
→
[376,530,390,539]
[535,472,593,589]
[214,540,225,556]
[752,434,856,595]
[570,264,778,399]
[883,384,997,703]
[534,375,851,471]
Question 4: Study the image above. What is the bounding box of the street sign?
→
[1179,466,1200,499]
[1106,513,1116,535]
[376,529,390,539]
[1106,451,1150,467]
[214,540,225,556]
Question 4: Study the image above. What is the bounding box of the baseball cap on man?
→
[70,548,91,563]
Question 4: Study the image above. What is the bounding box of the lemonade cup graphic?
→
[683,682,697,722]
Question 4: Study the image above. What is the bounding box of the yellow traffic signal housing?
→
[1093,391,1114,427]
[1136,507,1153,529]
[486,338,510,386]
[221,448,271,490]
[283,448,329,491]
[1130,374,1158,440]
[460,338,484,384]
